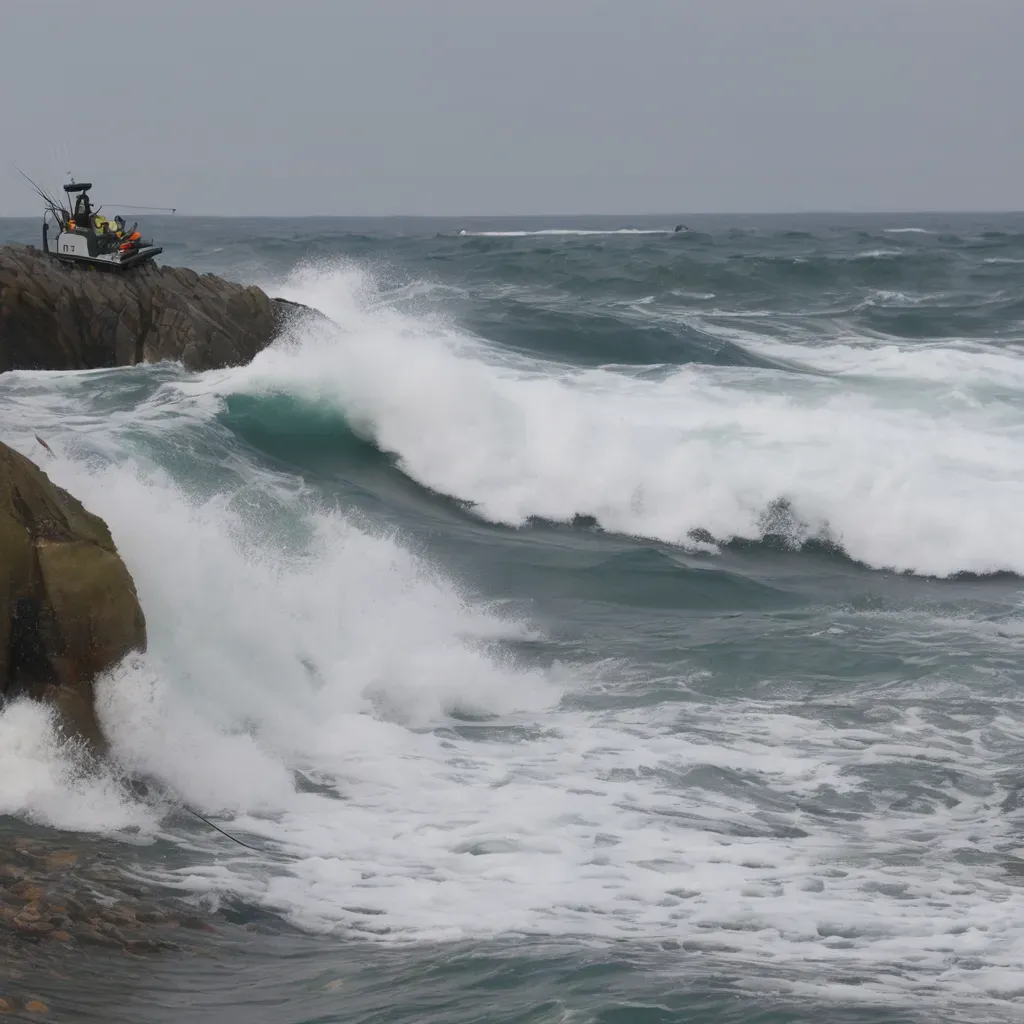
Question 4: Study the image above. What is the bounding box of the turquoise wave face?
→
[2,214,1024,1023]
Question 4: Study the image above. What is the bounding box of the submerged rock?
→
[0,243,306,373]
[0,835,189,962]
[0,440,146,749]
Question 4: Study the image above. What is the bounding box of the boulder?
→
[0,440,146,750]
[0,244,306,374]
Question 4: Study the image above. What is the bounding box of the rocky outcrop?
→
[0,244,305,373]
[0,441,146,750]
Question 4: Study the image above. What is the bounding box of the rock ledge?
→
[0,243,302,373]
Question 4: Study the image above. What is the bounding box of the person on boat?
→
[93,212,122,252]
[72,192,92,227]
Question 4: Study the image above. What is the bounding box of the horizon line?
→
[3,208,1024,220]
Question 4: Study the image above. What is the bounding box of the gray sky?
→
[2,0,1021,216]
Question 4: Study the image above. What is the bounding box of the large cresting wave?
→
[2,245,1024,1013]
[221,260,1024,578]
[0,399,1021,1011]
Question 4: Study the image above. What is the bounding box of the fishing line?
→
[105,204,177,213]
[181,804,261,852]
[127,774,263,853]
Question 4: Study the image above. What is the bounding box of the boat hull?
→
[50,246,163,271]
[47,227,162,271]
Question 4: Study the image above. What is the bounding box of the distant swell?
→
[458,228,673,237]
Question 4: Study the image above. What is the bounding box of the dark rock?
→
[125,938,172,955]
[7,883,42,904]
[1,836,212,960]
[12,917,53,939]
[93,921,128,944]
[40,851,77,873]
[0,440,146,750]
[0,244,308,373]
[77,928,120,948]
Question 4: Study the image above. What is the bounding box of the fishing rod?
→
[14,165,68,223]
[105,204,177,213]
[15,166,177,216]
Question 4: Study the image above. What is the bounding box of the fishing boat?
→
[23,173,164,271]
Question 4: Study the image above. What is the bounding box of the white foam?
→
[3,261,1024,1012]
[0,698,148,833]
[459,229,670,238]
[849,250,903,260]
[215,261,1024,577]
[706,325,1024,389]
[853,288,923,305]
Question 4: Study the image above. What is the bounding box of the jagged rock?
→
[0,440,145,749]
[0,244,306,373]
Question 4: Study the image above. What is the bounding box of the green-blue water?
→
[2,213,1024,1022]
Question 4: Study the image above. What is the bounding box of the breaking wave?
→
[3,217,1024,1017]
[213,261,1024,578]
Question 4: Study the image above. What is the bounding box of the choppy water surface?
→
[1,213,1024,1022]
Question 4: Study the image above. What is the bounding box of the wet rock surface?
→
[0,441,146,751]
[0,244,307,374]
[0,810,311,1021]
[0,831,225,1017]
[0,835,195,956]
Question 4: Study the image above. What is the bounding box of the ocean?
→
[1,212,1023,1022]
